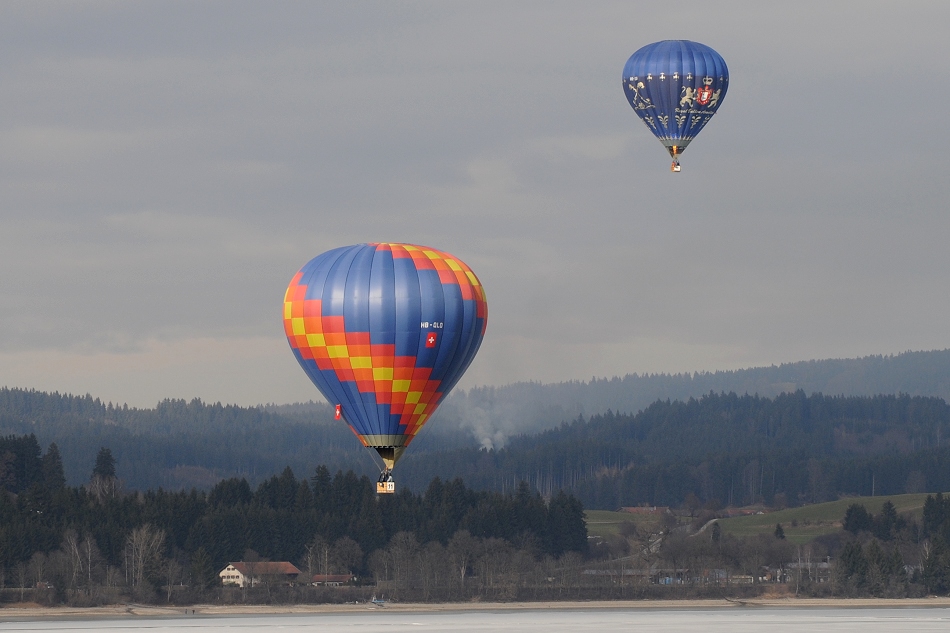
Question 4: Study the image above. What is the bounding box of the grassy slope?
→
[586,493,944,545]
[717,493,940,544]
[584,509,664,538]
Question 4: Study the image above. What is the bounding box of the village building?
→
[311,573,355,586]
[619,506,671,515]
[219,561,301,587]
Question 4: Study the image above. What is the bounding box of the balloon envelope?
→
[622,40,728,162]
[284,243,488,469]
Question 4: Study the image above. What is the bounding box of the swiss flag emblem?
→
[335,404,341,420]
[426,332,438,348]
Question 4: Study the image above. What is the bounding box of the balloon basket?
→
[376,470,395,494]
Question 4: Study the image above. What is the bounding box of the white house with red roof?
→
[219,561,301,587]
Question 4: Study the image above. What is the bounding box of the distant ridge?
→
[436,349,950,448]
[3,349,949,492]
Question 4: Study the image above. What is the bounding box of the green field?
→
[585,493,944,545]
[717,493,940,544]
[584,508,684,539]
[584,509,664,538]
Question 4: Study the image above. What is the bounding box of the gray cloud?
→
[1,2,948,407]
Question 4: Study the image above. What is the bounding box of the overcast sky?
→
[1,1,948,408]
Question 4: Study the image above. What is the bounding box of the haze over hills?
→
[383,348,950,449]
[268,349,950,451]
[2,349,950,502]
[406,390,950,510]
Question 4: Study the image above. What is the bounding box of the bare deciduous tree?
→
[124,524,166,600]
[14,561,28,602]
[331,536,363,576]
[448,530,479,588]
[388,531,419,589]
[164,558,182,603]
[29,552,47,588]
[81,535,104,590]
[301,536,331,580]
[61,529,83,592]
[417,542,450,600]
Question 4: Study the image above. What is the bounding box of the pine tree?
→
[92,447,116,478]
[190,547,219,593]
[923,538,950,595]
[208,477,252,508]
[838,540,869,587]
[874,500,899,541]
[843,503,873,534]
[41,443,66,490]
[547,490,588,556]
[89,447,119,501]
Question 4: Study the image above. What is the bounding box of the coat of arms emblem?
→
[696,77,715,106]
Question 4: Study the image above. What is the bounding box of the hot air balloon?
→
[622,40,728,172]
[283,243,488,494]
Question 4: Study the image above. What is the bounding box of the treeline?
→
[808,495,950,596]
[0,388,465,491]
[0,389,374,490]
[404,391,950,509]
[0,434,586,605]
[920,493,950,593]
[5,387,950,513]
[10,431,950,604]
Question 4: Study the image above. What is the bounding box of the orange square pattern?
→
[383,243,488,323]
[284,273,442,438]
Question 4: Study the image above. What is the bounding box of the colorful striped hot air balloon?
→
[283,243,488,493]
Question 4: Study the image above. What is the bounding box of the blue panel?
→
[359,390,380,436]
[415,269,444,370]
[393,255,422,358]
[369,248,396,346]
[377,403,393,436]
[337,371,371,435]
[295,249,355,422]
[438,285,478,398]
[369,247,396,437]
[431,281,462,381]
[323,246,370,435]
[343,246,378,434]
[305,361,355,433]
[323,246,360,317]
[300,245,346,303]
[343,245,374,334]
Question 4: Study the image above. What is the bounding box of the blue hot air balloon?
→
[622,40,728,171]
[284,243,488,493]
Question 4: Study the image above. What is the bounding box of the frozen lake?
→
[3,607,950,633]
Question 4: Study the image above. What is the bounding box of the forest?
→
[409,390,950,509]
[4,434,950,604]
[3,354,950,604]
[2,386,950,512]
[0,435,587,604]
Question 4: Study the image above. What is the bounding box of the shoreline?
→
[3,597,950,620]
